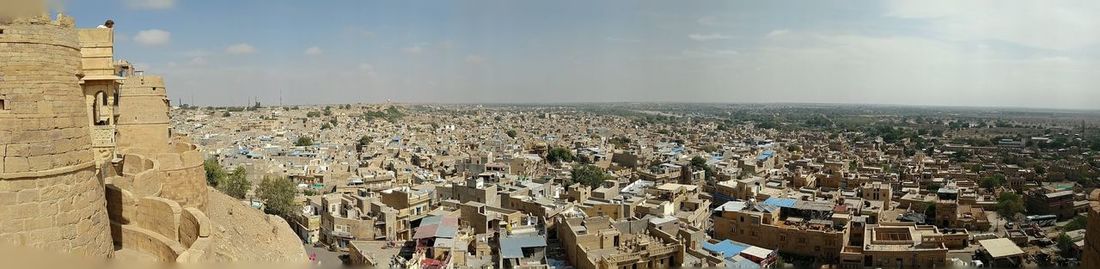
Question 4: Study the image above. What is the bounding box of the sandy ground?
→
[200,188,309,264]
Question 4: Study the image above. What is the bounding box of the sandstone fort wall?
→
[0,16,112,258]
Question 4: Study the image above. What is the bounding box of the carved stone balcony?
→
[92,125,116,147]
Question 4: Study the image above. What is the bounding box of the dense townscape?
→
[5,2,1100,269]
[180,103,1100,268]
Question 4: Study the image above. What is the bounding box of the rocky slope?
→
[201,188,308,263]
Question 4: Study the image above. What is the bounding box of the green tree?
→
[218,166,251,199]
[204,158,225,187]
[924,202,937,223]
[570,165,613,190]
[690,156,707,168]
[1056,232,1075,256]
[221,111,231,117]
[690,155,716,180]
[980,174,1006,190]
[546,147,574,164]
[609,136,632,148]
[996,192,1026,217]
[295,136,314,147]
[506,130,518,139]
[306,111,321,117]
[320,123,332,130]
[356,135,371,149]
[1065,215,1087,231]
[576,154,592,164]
[257,176,299,219]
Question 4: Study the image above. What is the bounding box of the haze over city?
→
[56,0,1100,109]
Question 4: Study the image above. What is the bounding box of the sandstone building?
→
[1,5,305,263]
[0,9,113,258]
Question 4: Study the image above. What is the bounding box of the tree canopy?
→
[1064,215,1087,231]
[996,192,1026,218]
[1056,232,1074,256]
[980,174,1006,190]
[570,165,613,190]
[204,158,225,187]
[689,155,716,180]
[295,136,314,147]
[357,135,371,149]
[257,176,299,220]
[217,166,251,199]
[546,147,574,164]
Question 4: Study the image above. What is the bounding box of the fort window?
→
[93,91,108,125]
[0,99,6,110]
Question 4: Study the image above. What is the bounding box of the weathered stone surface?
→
[0,16,112,258]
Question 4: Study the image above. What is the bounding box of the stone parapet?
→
[118,139,208,211]
[105,184,210,263]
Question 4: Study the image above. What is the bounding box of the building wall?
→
[0,16,113,258]
[116,76,170,151]
[713,210,846,260]
[453,184,500,207]
[1083,190,1100,268]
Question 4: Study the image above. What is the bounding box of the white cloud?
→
[766,29,789,38]
[124,0,175,10]
[304,46,323,56]
[133,29,171,46]
[884,0,1100,50]
[188,57,207,66]
[225,43,257,55]
[402,44,424,54]
[688,33,732,41]
[465,55,486,64]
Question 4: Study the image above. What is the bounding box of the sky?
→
[54,0,1100,110]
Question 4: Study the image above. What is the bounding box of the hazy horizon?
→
[61,0,1100,110]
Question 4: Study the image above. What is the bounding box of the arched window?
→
[93,91,108,125]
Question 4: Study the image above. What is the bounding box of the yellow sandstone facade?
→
[1,6,219,262]
[0,10,114,258]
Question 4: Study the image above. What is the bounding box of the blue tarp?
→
[762,197,796,208]
[702,240,749,259]
[756,150,775,161]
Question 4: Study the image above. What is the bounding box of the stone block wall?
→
[134,197,181,241]
[1084,190,1100,268]
[157,143,208,210]
[116,76,170,151]
[178,208,209,248]
[120,142,208,210]
[106,183,210,263]
[111,153,165,200]
[0,18,112,258]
